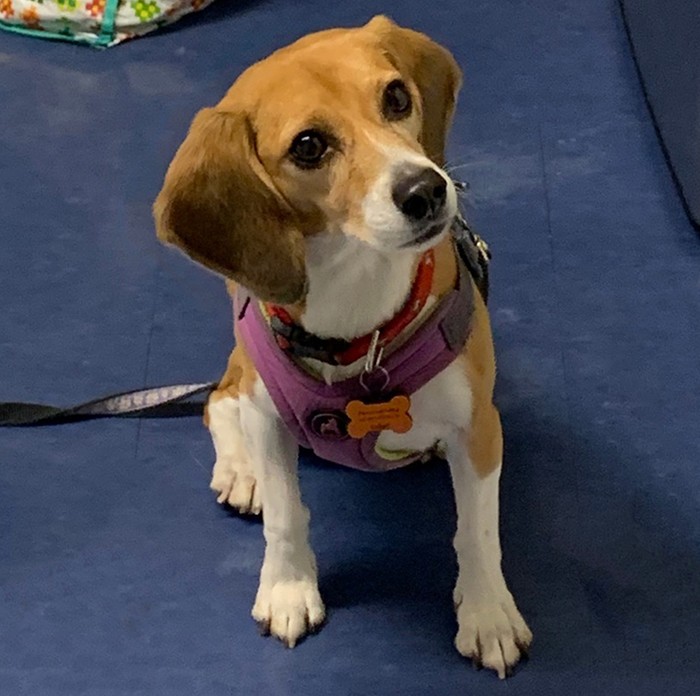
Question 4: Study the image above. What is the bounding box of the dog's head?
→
[154,16,462,304]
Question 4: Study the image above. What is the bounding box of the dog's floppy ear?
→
[154,108,307,304]
[367,15,462,165]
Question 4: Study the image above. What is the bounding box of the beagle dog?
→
[154,16,532,678]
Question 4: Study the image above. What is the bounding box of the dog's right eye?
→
[289,130,328,168]
[382,80,412,121]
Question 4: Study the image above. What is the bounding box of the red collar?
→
[266,250,435,366]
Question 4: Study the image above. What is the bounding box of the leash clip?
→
[364,330,384,374]
[473,233,491,261]
[454,212,492,263]
[359,330,390,393]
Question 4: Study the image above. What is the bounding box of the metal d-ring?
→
[359,365,390,394]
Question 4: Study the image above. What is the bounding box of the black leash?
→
[0,382,217,427]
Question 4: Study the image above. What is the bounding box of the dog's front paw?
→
[210,455,261,515]
[454,592,532,679]
[252,580,326,648]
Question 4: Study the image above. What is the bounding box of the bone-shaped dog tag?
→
[345,395,413,439]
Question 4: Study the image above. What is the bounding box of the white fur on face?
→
[357,145,458,251]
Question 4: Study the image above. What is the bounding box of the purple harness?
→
[235,256,474,472]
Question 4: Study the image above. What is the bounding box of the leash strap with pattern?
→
[0,382,217,426]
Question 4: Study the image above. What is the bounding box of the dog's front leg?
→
[446,404,532,678]
[239,384,325,647]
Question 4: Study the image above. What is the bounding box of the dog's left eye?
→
[382,80,412,120]
[289,130,328,168]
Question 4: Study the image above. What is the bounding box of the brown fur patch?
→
[204,329,259,427]
[217,327,258,399]
[430,237,459,300]
[461,282,502,478]
[154,110,309,304]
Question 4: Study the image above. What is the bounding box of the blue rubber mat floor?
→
[1,1,699,694]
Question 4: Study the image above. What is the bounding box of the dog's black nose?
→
[392,168,448,221]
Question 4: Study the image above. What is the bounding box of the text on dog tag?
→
[345,395,412,439]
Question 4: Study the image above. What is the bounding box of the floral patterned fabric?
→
[0,0,216,46]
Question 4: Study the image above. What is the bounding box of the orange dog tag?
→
[345,395,413,439]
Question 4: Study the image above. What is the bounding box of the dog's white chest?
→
[375,359,473,457]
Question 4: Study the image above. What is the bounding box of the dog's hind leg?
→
[205,344,262,515]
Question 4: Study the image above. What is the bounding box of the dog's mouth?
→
[401,220,449,248]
